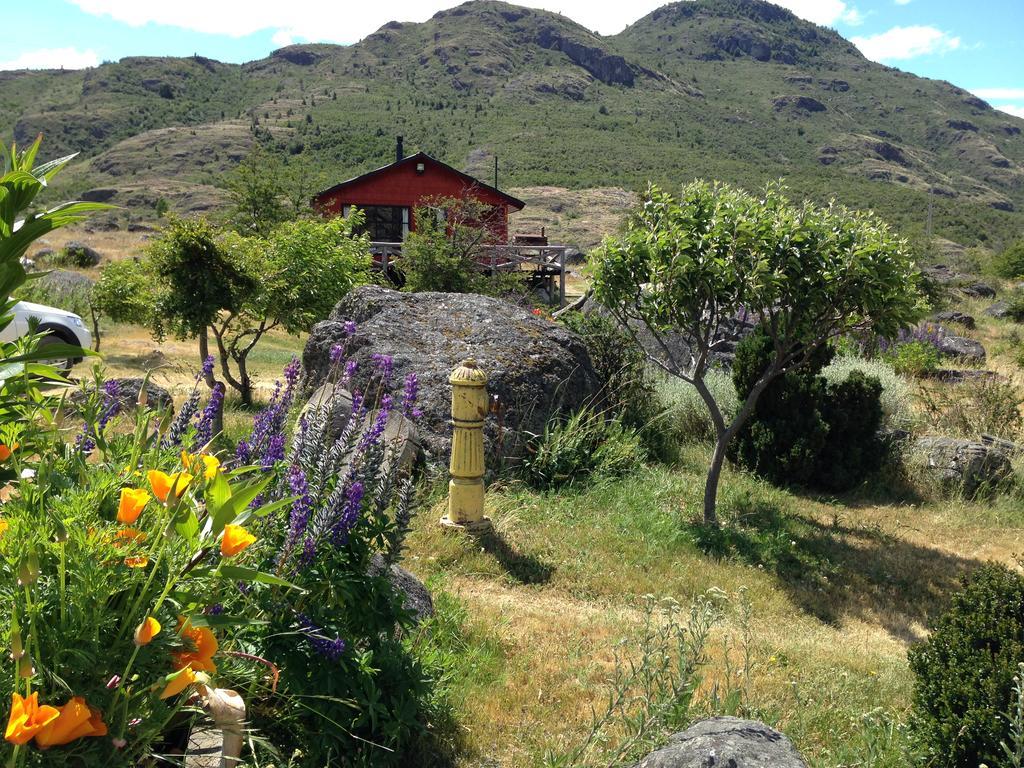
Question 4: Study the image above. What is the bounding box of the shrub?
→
[886,340,941,378]
[656,371,738,444]
[522,407,645,490]
[1005,288,1024,323]
[821,354,913,429]
[992,239,1024,280]
[908,563,1024,768]
[731,327,887,492]
[559,311,673,461]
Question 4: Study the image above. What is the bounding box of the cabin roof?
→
[313,151,526,210]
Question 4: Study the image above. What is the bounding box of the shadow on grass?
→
[685,488,985,643]
[479,529,555,585]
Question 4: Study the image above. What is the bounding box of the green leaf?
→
[210,475,272,536]
[217,564,304,591]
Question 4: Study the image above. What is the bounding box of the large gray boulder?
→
[916,436,1012,497]
[630,717,807,768]
[931,310,975,330]
[301,286,603,465]
[936,335,986,363]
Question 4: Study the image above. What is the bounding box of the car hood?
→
[14,300,82,320]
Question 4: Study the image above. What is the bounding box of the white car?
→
[0,300,92,370]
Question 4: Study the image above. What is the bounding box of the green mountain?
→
[3,0,1022,247]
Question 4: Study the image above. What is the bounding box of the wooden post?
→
[440,359,492,533]
[558,247,566,307]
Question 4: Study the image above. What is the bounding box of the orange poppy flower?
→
[180,451,221,480]
[220,524,256,557]
[124,556,149,569]
[117,487,151,524]
[134,616,161,646]
[0,443,19,463]
[0,519,8,537]
[159,666,197,699]
[5,692,59,745]
[147,470,193,503]
[172,617,218,673]
[113,528,147,546]
[34,697,106,748]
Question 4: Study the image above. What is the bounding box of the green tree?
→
[225,145,288,236]
[400,195,521,295]
[96,215,370,405]
[591,181,923,524]
[209,215,370,403]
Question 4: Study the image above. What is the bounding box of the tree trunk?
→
[237,354,252,407]
[198,330,215,388]
[703,433,730,526]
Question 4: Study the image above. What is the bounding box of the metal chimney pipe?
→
[396,136,404,164]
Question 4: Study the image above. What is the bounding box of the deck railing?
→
[369,242,568,306]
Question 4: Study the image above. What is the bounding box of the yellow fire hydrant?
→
[440,358,492,533]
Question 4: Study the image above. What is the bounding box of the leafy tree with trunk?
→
[95,214,370,405]
[591,181,923,524]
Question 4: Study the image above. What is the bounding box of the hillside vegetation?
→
[2,0,1023,248]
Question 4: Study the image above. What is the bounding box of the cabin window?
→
[346,205,409,242]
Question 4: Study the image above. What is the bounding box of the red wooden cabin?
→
[312,138,525,245]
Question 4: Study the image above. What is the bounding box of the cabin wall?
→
[315,160,512,242]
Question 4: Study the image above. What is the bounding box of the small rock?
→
[931,310,975,330]
[984,301,1012,319]
[916,436,1012,497]
[81,188,118,203]
[926,369,1005,385]
[368,554,434,625]
[630,716,808,768]
[961,282,996,299]
[772,95,826,113]
[128,222,155,233]
[936,335,986,363]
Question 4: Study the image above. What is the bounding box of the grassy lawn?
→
[405,444,1024,767]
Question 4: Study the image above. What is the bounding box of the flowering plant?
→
[0,373,301,766]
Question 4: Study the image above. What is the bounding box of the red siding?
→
[314,155,516,242]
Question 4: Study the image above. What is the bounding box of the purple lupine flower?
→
[401,373,419,419]
[235,357,300,468]
[358,394,391,450]
[192,382,224,449]
[343,320,357,337]
[200,355,215,382]
[371,353,393,386]
[342,359,358,387]
[205,604,224,616]
[329,343,345,365]
[165,387,200,448]
[297,614,346,661]
[262,433,286,470]
[331,480,365,542]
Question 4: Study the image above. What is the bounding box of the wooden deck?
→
[370,242,569,306]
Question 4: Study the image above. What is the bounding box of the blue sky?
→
[2,0,1021,118]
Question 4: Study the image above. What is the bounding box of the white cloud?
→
[972,88,1024,100]
[995,104,1024,119]
[0,47,99,70]
[851,25,961,62]
[67,0,868,44]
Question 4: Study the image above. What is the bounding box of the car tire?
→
[37,333,74,374]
